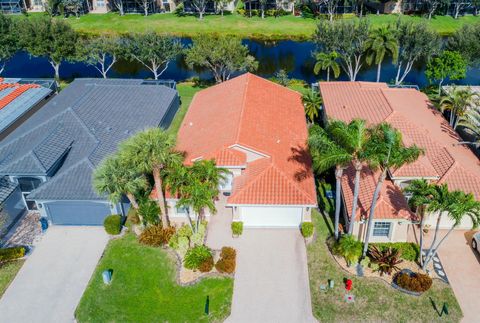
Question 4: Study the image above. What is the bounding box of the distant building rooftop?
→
[0,78,53,136]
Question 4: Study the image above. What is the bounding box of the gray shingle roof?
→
[0,177,18,204]
[0,78,179,201]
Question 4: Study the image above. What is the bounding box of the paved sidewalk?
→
[0,226,108,323]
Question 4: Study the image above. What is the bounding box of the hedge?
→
[0,246,26,262]
[372,242,420,262]
[103,214,122,235]
[301,222,314,238]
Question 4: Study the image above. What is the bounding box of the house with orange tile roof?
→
[319,81,480,243]
[170,73,317,227]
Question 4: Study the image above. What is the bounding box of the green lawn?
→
[0,260,24,297]
[308,209,462,322]
[167,82,205,135]
[24,12,480,40]
[75,234,233,323]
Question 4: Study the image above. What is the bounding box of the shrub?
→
[177,225,193,238]
[220,246,236,260]
[368,245,403,276]
[360,257,370,268]
[198,255,214,272]
[126,207,140,225]
[231,221,243,236]
[168,234,190,256]
[372,242,420,262]
[301,222,314,238]
[184,245,212,270]
[139,225,176,247]
[333,234,362,266]
[215,258,236,274]
[396,272,432,292]
[138,200,160,226]
[0,246,26,262]
[103,214,122,235]
[216,246,236,274]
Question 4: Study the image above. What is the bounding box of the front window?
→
[176,206,188,214]
[372,222,391,238]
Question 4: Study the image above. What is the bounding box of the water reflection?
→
[3,38,480,87]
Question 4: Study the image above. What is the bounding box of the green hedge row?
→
[0,246,26,262]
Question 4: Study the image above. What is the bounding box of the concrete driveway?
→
[427,230,480,323]
[0,226,108,323]
[206,198,316,323]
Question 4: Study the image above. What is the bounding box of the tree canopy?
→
[18,16,78,80]
[124,32,184,80]
[77,35,123,78]
[185,35,258,83]
[0,14,19,75]
[426,50,467,94]
[447,23,480,67]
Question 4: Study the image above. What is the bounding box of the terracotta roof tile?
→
[177,73,317,206]
[342,164,416,221]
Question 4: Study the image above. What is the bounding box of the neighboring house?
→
[319,82,480,242]
[171,73,317,228]
[0,78,179,226]
[0,78,53,238]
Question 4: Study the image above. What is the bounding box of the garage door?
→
[240,206,303,227]
[45,201,111,225]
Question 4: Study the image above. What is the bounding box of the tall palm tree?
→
[302,92,322,124]
[120,128,183,227]
[168,160,227,232]
[93,154,148,212]
[365,26,399,82]
[327,119,370,235]
[308,124,353,240]
[423,190,480,270]
[456,105,480,147]
[404,179,436,267]
[361,123,423,257]
[439,86,478,129]
[314,51,341,82]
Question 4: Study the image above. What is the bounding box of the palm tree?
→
[314,51,341,82]
[327,119,370,235]
[308,124,353,240]
[361,123,423,257]
[93,155,148,218]
[423,190,480,270]
[456,105,480,147]
[404,179,436,267]
[365,26,399,83]
[168,160,228,232]
[120,128,183,228]
[302,92,322,124]
[439,86,478,129]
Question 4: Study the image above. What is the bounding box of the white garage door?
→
[240,206,303,228]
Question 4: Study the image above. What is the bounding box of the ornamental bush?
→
[177,225,193,238]
[0,246,26,262]
[231,221,243,236]
[372,242,420,262]
[198,255,214,273]
[216,246,237,274]
[139,225,176,247]
[220,246,236,260]
[333,234,362,266]
[184,245,212,270]
[138,200,160,226]
[396,272,432,292]
[301,222,314,238]
[168,234,190,257]
[103,214,122,235]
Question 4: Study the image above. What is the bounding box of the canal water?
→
[4,38,480,86]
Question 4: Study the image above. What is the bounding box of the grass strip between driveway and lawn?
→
[0,260,25,298]
[75,234,233,323]
[23,13,480,40]
[308,208,462,322]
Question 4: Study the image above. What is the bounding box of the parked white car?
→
[472,232,480,252]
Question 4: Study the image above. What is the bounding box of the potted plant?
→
[231,221,243,238]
